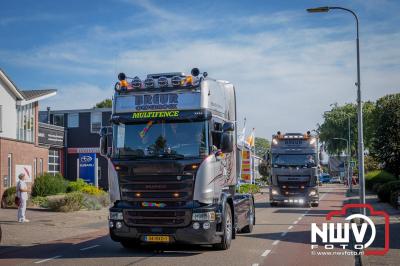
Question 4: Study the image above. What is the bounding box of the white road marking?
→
[252,264,259,266]
[261,249,271,257]
[297,216,302,220]
[272,240,280,245]
[34,255,62,264]
[281,231,287,237]
[293,220,298,224]
[288,225,293,230]
[80,244,100,251]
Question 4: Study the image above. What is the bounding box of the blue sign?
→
[79,153,96,185]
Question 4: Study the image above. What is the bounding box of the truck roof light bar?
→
[147,72,185,79]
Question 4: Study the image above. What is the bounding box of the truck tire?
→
[240,202,254,233]
[120,239,140,249]
[214,204,232,250]
[311,202,319,207]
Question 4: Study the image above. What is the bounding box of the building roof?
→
[20,89,57,100]
[0,68,57,103]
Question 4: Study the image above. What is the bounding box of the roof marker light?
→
[158,76,168,87]
[144,77,155,88]
[131,76,142,89]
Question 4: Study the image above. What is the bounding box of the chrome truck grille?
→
[120,174,194,227]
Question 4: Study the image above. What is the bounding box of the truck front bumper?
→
[270,194,319,205]
[109,220,222,245]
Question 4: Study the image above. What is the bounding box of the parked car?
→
[330,176,341,184]
[319,173,331,183]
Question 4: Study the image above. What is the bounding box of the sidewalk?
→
[0,206,108,254]
[347,188,400,266]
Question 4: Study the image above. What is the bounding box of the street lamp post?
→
[307,6,365,215]
[332,138,351,192]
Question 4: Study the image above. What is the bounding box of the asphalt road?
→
[0,184,355,266]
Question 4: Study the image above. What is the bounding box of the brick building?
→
[0,69,59,200]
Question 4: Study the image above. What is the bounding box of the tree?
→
[371,93,400,177]
[254,137,270,158]
[318,102,375,156]
[94,99,112,108]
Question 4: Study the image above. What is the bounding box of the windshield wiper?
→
[157,153,185,159]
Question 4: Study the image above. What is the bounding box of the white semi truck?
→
[100,68,255,249]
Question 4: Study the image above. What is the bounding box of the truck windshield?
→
[272,154,316,167]
[112,121,208,159]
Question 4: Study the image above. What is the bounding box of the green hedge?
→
[390,191,400,208]
[378,181,400,202]
[378,181,400,203]
[365,170,396,190]
[237,184,260,194]
[32,173,69,197]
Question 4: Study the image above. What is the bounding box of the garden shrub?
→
[32,173,69,197]
[47,192,84,212]
[377,181,400,203]
[365,170,396,190]
[30,196,49,208]
[372,183,383,193]
[237,184,260,194]
[67,178,105,196]
[1,186,16,208]
[66,178,87,193]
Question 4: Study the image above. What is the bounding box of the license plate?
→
[144,235,170,242]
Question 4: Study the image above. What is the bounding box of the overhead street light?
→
[307,6,366,215]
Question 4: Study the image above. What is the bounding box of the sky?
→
[1,0,399,139]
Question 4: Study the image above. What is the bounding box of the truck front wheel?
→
[214,204,232,250]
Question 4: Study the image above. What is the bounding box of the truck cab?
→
[268,132,319,207]
[100,69,255,249]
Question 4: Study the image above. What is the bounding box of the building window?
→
[53,114,64,127]
[6,154,12,188]
[39,158,43,175]
[91,112,102,134]
[16,103,34,142]
[67,113,79,128]
[48,149,60,175]
[34,158,37,178]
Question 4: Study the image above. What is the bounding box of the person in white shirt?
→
[17,173,30,223]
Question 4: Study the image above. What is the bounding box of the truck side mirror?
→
[99,127,109,157]
[221,132,233,153]
[222,122,234,132]
[99,127,108,137]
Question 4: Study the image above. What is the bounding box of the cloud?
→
[2,1,400,138]
[40,83,113,110]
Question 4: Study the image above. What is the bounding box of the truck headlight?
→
[110,211,123,220]
[192,211,216,221]
[271,189,279,195]
[309,190,317,196]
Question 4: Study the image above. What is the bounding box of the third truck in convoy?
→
[268,131,320,207]
[100,68,255,250]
